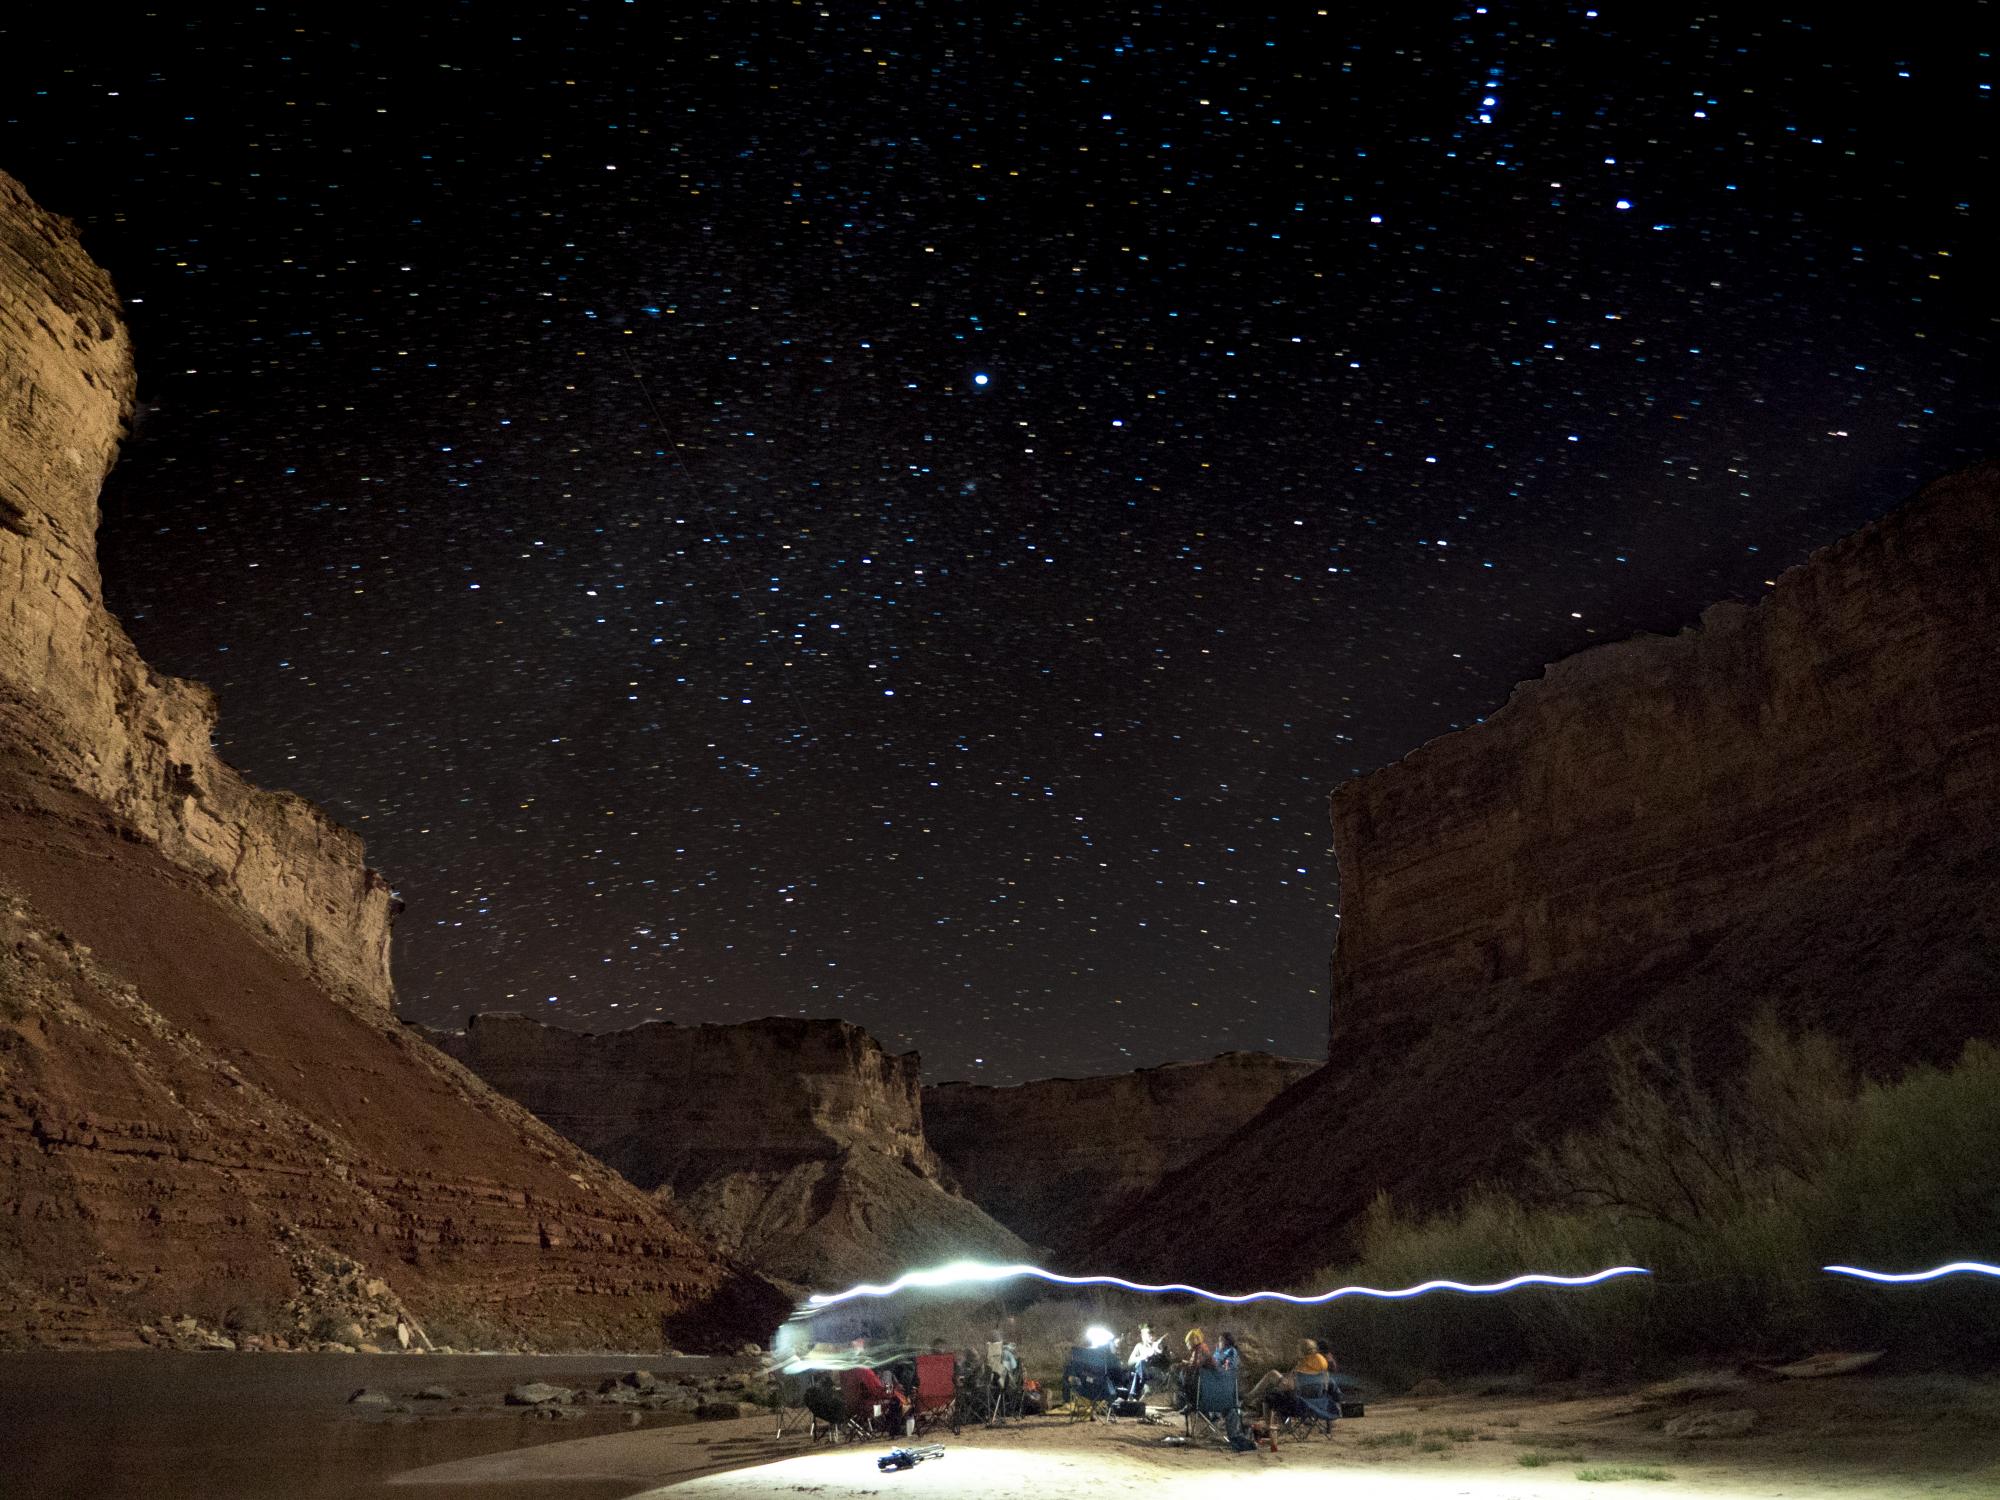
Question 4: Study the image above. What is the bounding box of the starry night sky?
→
[3,6,1993,1083]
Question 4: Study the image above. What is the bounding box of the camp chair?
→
[771,1372,816,1440]
[979,1340,1024,1424]
[1271,1370,1340,1439]
[839,1365,902,1441]
[911,1353,960,1436]
[1062,1344,1119,1421]
[1185,1366,1242,1445]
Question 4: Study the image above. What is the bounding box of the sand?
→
[392,1374,2000,1499]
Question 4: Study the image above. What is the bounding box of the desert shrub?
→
[1356,1429,1417,1448]
[1300,1022,2000,1378]
[1577,1465,1673,1482]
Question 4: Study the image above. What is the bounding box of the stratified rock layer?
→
[0,169,391,1009]
[1088,464,2000,1290]
[923,1052,1316,1252]
[430,1014,1031,1291]
[0,168,785,1348]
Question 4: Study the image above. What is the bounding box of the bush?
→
[1299,1023,2000,1378]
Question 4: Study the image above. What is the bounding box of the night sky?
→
[3,7,1993,1084]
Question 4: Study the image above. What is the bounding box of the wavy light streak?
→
[1823,1261,2000,1284]
[804,1258,1649,1310]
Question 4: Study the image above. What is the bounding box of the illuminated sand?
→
[393,1380,2000,1499]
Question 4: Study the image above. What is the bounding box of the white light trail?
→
[1824,1261,2000,1284]
[803,1259,1649,1310]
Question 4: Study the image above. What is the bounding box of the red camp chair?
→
[911,1353,960,1436]
[839,1365,903,1440]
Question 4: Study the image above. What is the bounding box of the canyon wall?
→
[0,169,392,1010]
[1087,464,2000,1290]
[431,1014,1032,1291]
[0,168,784,1348]
[924,1052,1316,1251]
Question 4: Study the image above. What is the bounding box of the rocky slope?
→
[1086,463,2000,1290]
[923,1052,1316,1252]
[429,1013,1032,1292]
[0,167,785,1349]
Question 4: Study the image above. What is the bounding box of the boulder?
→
[504,1382,575,1407]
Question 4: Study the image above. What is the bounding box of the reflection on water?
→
[0,1351,726,1500]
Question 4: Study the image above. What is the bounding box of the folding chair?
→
[981,1340,1024,1424]
[1062,1345,1118,1421]
[1186,1366,1243,1445]
[911,1353,960,1436]
[839,1365,902,1442]
[1272,1370,1340,1439]
[772,1373,815,1440]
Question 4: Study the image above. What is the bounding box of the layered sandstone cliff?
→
[431,1013,1032,1291]
[0,169,784,1348]
[1089,464,2000,1289]
[924,1052,1316,1252]
[0,171,392,1009]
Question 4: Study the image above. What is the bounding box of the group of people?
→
[1176,1327,1339,1445]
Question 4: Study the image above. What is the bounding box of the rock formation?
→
[1086,463,2000,1290]
[923,1052,1316,1252]
[0,168,786,1349]
[429,1013,1033,1291]
[0,171,391,1009]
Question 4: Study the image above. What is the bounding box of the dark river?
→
[0,1351,735,1500]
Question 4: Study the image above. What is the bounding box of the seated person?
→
[1244,1338,1331,1408]
[840,1363,906,1431]
[802,1371,845,1427]
[1214,1331,1241,1376]
[1176,1326,1213,1407]
[1120,1325,1162,1398]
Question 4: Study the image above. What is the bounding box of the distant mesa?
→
[422,1012,1033,1291]
[0,167,785,1350]
[923,1051,1316,1254]
[1088,459,2000,1291]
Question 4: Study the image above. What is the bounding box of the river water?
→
[0,1351,735,1500]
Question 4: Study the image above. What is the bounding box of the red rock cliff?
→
[1086,465,2000,1290]
[1329,461,2000,1050]
[923,1052,1316,1252]
[0,169,784,1349]
[0,170,393,1009]
[433,1013,1031,1291]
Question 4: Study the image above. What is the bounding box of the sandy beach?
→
[390,1372,2000,1500]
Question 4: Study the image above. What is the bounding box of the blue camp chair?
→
[1062,1345,1118,1421]
[1186,1366,1242,1445]
[1273,1370,1340,1439]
